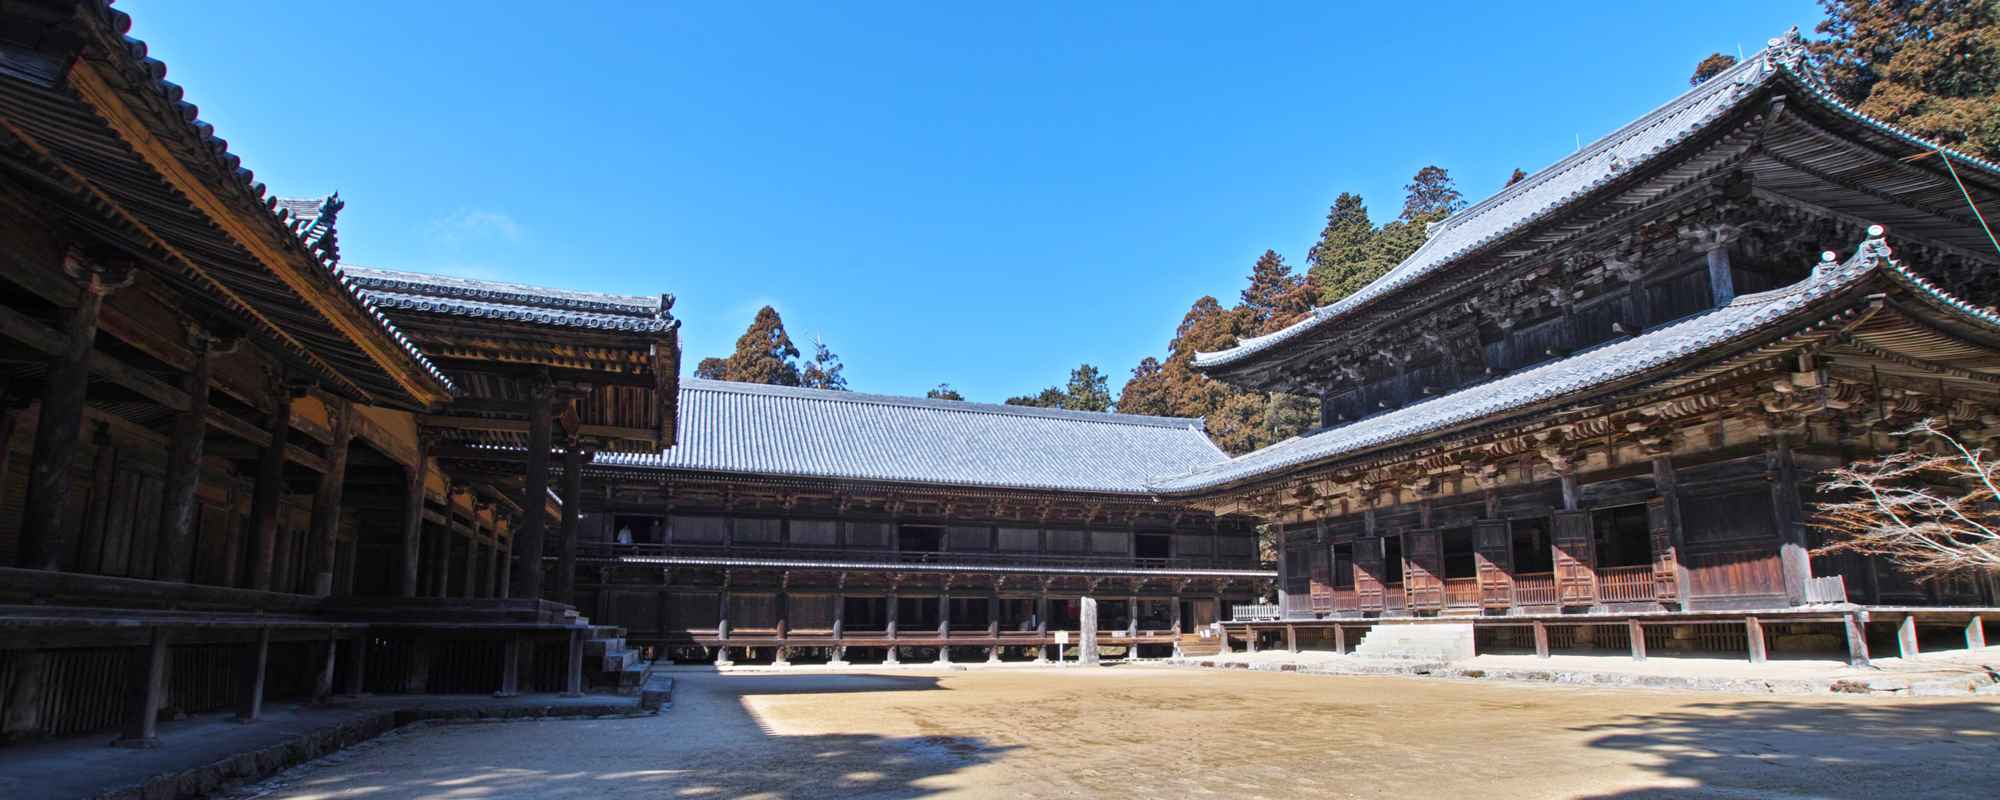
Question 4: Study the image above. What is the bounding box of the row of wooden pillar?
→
[8,257,363,598]
[108,627,367,749]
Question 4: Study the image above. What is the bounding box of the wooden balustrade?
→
[1332,588,1359,614]
[1513,573,1557,606]
[1444,578,1482,608]
[1598,565,1657,603]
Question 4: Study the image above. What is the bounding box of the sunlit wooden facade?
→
[1163,32,2000,664]
[0,0,676,748]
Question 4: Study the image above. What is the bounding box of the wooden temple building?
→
[1160,31,2000,666]
[0,0,678,749]
[576,379,1267,665]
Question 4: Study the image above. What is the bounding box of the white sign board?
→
[1053,630,1070,645]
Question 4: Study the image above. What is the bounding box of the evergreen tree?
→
[1005,387,1069,408]
[1812,0,2000,161]
[1307,192,1377,304]
[700,306,801,386]
[1691,52,1738,85]
[800,336,848,391]
[1063,364,1112,412]
[1239,250,1312,333]
[1400,165,1466,221]
[925,383,964,401]
[1116,357,1170,416]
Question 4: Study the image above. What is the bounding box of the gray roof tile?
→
[1192,29,1964,372]
[343,266,678,333]
[1151,230,1970,493]
[597,379,1227,494]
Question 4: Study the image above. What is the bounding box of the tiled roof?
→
[343,266,678,333]
[1194,28,2000,372]
[1150,228,1985,494]
[0,2,456,404]
[276,195,341,261]
[595,379,1228,494]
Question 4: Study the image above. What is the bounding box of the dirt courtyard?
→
[248,666,1999,799]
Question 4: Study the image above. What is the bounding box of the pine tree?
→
[800,336,848,391]
[1063,364,1112,412]
[1812,0,2000,161]
[1307,193,1377,304]
[1400,165,1465,221]
[925,383,964,401]
[700,306,801,386]
[1690,53,1738,85]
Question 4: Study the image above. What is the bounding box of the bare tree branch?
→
[1813,418,2000,581]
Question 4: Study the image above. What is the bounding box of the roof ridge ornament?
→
[1764,26,1810,73]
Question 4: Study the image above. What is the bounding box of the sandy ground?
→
[247,666,2000,800]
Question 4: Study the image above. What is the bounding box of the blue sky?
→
[122,1,1820,402]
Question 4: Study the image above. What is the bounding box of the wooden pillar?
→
[1532,620,1550,659]
[18,256,130,571]
[431,489,457,599]
[248,372,303,592]
[1333,624,1347,655]
[1628,620,1646,662]
[986,593,1001,663]
[1651,456,1693,608]
[495,637,521,697]
[461,512,483,599]
[715,588,733,666]
[1968,617,1988,651]
[556,439,586,606]
[563,628,584,697]
[112,628,169,748]
[74,423,115,574]
[156,325,228,582]
[774,592,791,667]
[512,380,556,600]
[1746,616,1768,664]
[1034,592,1049,662]
[1559,470,1580,512]
[1844,612,1871,667]
[485,532,502,598]
[311,631,337,702]
[1769,433,1811,606]
[1285,624,1298,654]
[496,534,512,598]
[1706,241,1735,306]
[398,438,432,597]
[236,627,270,722]
[1896,615,1919,659]
[341,635,368,697]
[308,402,353,597]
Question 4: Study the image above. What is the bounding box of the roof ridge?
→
[343,265,668,316]
[681,378,1205,429]
[1192,29,1803,371]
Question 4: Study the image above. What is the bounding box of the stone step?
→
[1351,623,1474,661]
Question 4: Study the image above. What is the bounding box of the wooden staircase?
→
[582,624,650,693]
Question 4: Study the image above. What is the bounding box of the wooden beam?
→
[65,59,449,407]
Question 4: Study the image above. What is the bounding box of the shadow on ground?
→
[253,671,1008,800]
[1571,700,2000,800]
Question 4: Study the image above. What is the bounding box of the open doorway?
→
[1592,505,1652,567]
